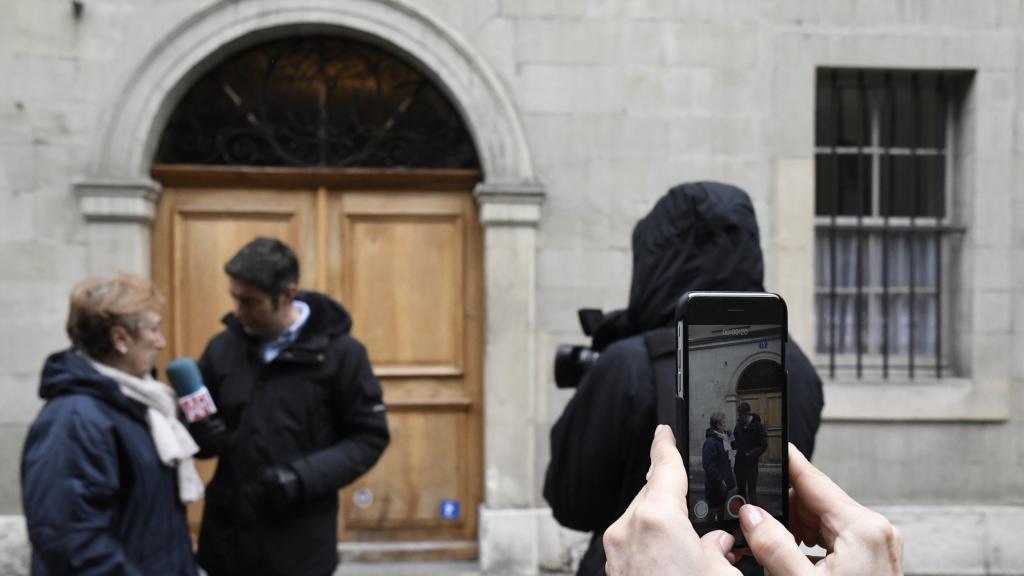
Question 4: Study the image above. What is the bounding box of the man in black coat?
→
[193,237,390,576]
[543,182,824,576]
[733,402,768,506]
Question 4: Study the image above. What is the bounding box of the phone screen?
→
[682,320,787,537]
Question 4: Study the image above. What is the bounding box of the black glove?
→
[258,465,304,510]
[186,417,227,456]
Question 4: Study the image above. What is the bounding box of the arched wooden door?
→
[149,33,484,560]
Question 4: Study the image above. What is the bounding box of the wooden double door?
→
[151,167,483,557]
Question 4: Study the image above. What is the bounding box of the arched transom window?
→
[736,359,784,393]
[156,35,480,169]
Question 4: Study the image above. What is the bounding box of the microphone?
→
[166,357,218,423]
[166,357,226,455]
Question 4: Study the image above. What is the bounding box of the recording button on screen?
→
[694,500,709,519]
[726,495,746,518]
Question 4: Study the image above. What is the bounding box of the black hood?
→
[628,182,764,333]
[294,290,353,337]
[38,349,134,411]
[223,290,353,340]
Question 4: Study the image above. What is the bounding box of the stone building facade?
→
[1,0,1023,574]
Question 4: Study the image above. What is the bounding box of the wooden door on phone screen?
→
[735,357,784,465]
[151,167,483,558]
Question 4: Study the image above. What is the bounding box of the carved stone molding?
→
[74,178,162,224]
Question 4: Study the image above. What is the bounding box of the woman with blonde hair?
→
[21,274,200,575]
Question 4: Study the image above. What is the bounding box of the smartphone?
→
[674,292,788,544]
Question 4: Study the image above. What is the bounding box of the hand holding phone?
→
[604,429,903,576]
[740,444,903,576]
[675,292,789,545]
[603,425,740,576]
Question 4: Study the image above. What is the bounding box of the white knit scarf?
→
[713,429,732,451]
[84,355,204,504]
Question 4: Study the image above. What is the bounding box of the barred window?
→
[814,69,969,380]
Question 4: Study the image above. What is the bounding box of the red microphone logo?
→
[179,388,218,423]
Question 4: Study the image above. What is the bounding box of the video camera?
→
[553,308,634,388]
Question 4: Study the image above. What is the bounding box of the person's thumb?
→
[740,505,814,576]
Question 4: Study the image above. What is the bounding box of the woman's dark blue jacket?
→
[702,427,735,506]
[21,349,198,576]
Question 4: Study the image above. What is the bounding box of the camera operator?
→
[543,182,824,576]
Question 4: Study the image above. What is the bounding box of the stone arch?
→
[88,0,536,187]
[729,351,783,394]
[736,358,785,392]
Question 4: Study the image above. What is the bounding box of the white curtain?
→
[815,231,938,358]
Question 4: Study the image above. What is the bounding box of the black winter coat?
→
[734,413,768,462]
[195,291,389,576]
[544,182,825,576]
[21,350,198,576]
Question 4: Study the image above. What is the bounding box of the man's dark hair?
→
[737,402,751,415]
[224,237,299,302]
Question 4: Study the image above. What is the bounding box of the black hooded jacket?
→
[543,182,824,575]
[22,350,198,576]
[195,290,389,576]
[734,413,769,462]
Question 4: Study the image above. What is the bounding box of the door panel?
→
[153,187,318,536]
[158,190,318,357]
[331,191,481,544]
[173,207,295,358]
[341,406,470,530]
[346,212,463,373]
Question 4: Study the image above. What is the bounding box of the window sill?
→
[821,377,1010,422]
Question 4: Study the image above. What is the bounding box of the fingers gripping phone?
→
[674,292,789,544]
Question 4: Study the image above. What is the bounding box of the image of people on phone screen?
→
[687,324,784,532]
[733,401,768,506]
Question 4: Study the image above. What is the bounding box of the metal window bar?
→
[935,74,946,379]
[829,69,840,379]
[882,71,893,379]
[855,71,868,378]
[908,73,921,379]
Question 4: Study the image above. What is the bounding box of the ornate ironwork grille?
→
[813,69,969,380]
[155,36,480,169]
